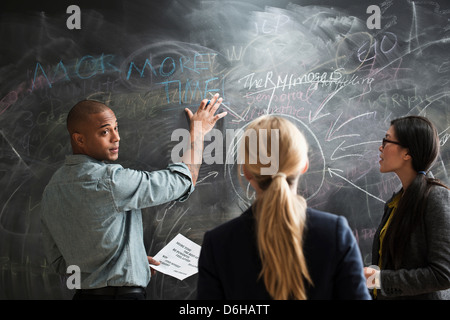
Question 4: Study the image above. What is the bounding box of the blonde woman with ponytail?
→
[197,115,370,300]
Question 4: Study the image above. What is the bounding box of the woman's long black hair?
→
[382,116,449,269]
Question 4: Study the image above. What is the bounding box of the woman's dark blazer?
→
[371,186,450,300]
[197,206,371,300]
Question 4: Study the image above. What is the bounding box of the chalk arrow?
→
[330,140,380,160]
[309,87,343,124]
[325,112,375,141]
[208,92,244,121]
[327,167,384,203]
[196,171,219,185]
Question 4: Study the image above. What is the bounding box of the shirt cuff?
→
[167,162,195,202]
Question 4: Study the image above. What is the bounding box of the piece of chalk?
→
[206,100,211,107]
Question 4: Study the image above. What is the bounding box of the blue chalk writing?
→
[32,62,51,90]
[158,76,225,104]
[127,59,158,80]
[30,51,221,100]
[31,53,120,90]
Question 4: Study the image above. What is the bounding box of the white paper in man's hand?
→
[151,233,201,281]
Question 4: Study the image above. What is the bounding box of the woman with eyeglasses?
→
[364,115,450,299]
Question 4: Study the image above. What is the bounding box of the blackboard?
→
[0,0,449,299]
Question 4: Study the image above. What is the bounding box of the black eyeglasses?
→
[382,138,403,148]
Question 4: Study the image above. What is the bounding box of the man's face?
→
[76,109,120,161]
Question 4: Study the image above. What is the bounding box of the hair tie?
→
[418,171,427,176]
[272,172,286,179]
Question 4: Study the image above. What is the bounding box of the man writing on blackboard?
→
[40,94,226,300]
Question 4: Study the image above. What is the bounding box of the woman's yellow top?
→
[378,192,402,268]
[374,192,402,298]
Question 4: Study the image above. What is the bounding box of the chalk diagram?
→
[218,4,450,210]
[0,1,449,300]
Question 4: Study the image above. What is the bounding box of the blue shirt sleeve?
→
[108,162,195,212]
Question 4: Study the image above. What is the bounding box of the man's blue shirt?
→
[41,154,194,289]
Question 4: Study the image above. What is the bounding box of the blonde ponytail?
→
[241,115,312,300]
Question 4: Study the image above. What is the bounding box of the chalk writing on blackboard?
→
[0,0,448,300]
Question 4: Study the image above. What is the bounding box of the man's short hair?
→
[67,100,110,134]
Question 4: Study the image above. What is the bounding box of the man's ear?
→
[72,133,84,147]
